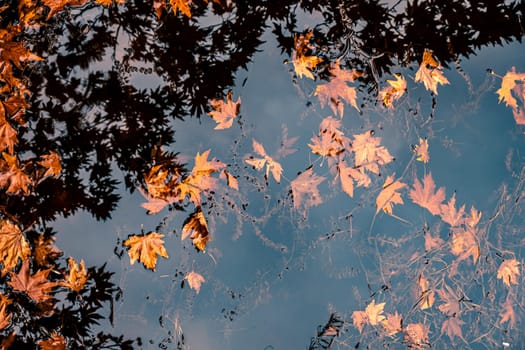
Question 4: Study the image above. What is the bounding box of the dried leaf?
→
[450,226,479,264]
[170,0,192,17]
[309,116,349,157]
[409,172,445,216]
[0,294,11,330]
[0,152,31,195]
[184,271,205,294]
[365,299,386,325]
[123,232,169,271]
[61,257,88,292]
[414,138,430,163]
[415,49,449,94]
[497,259,520,288]
[379,74,406,108]
[290,167,325,216]
[39,332,67,350]
[181,208,210,252]
[352,131,393,174]
[375,175,405,215]
[8,259,57,303]
[38,151,62,178]
[0,220,30,275]
[439,193,465,227]
[496,67,525,109]
[404,323,430,348]
[382,312,403,337]
[208,91,241,130]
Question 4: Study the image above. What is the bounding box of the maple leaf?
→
[436,284,460,317]
[290,167,325,216]
[499,297,516,328]
[382,312,403,337]
[424,231,444,251]
[315,61,361,117]
[8,259,57,303]
[497,259,520,288]
[245,139,283,183]
[170,0,192,17]
[61,257,88,292]
[337,160,371,198]
[352,131,393,174]
[184,271,205,294]
[138,187,174,214]
[496,67,525,109]
[379,74,406,108]
[220,169,238,190]
[404,323,430,348]
[414,49,449,94]
[409,172,445,216]
[0,152,32,195]
[0,113,17,154]
[0,294,11,330]
[417,274,435,310]
[123,232,169,271]
[439,193,465,227]
[450,226,479,263]
[352,310,367,333]
[292,31,323,80]
[309,116,350,157]
[414,138,430,163]
[33,235,62,268]
[38,151,62,178]
[0,220,31,275]
[181,208,210,252]
[441,317,465,342]
[275,126,298,159]
[208,91,241,130]
[42,0,89,19]
[365,299,386,325]
[39,332,67,350]
[0,27,43,68]
[376,175,405,214]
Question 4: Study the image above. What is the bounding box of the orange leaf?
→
[8,259,57,303]
[0,113,17,154]
[208,91,241,130]
[497,259,520,288]
[352,310,367,333]
[496,67,525,109]
[170,0,192,17]
[352,131,393,174]
[42,0,89,19]
[290,167,325,216]
[309,116,349,157]
[245,139,283,183]
[439,193,465,227]
[409,172,445,216]
[123,232,169,271]
[184,271,205,294]
[0,220,31,275]
[414,49,449,94]
[441,317,465,342]
[181,208,210,252]
[61,257,88,292]
[375,175,405,214]
[0,294,11,330]
[39,332,67,350]
[0,152,32,195]
[315,61,361,117]
[382,312,403,337]
[414,138,430,163]
[38,151,62,178]
[379,74,406,109]
[404,323,430,348]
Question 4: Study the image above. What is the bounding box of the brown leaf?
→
[0,220,31,275]
[181,208,210,252]
[38,151,62,178]
[61,257,88,292]
[123,232,169,271]
[39,332,67,350]
[8,259,57,303]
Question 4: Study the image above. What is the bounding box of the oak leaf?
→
[0,220,30,275]
[208,91,241,130]
[245,139,283,183]
[290,167,325,216]
[497,259,519,288]
[181,208,210,252]
[352,131,393,174]
[39,332,67,350]
[414,49,449,94]
[8,259,57,303]
[375,175,405,215]
[184,271,205,294]
[409,172,445,216]
[123,232,169,271]
[414,138,429,163]
[315,61,361,117]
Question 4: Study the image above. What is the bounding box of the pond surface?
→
[1,1,525,349]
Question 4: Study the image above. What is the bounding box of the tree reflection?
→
[0,0,523,348]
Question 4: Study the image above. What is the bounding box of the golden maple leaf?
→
[351,130,393,174]
[0,294,11,330]
[39,332,67,350]
[497,259,520,288]
[0,220,31,275]
[292,31,323,80]
[208,91,241,130]
[414,138,429,163]
[496,67,525,109]
[184,271,205,293]
[61,257,88,292]
[245,139,283,183]
[315,61,361,117]
[379,74,406,108]
[8,259,57,302]
[170,0,192,17]
[123,232,169,271]
[0,152,32,195]
[38,151,62,178]
[365,299,386,325]
[409,172,445,216]
[439,193,465,227]
[181,208,210,251]
[414,49,449,94]
[375,175,405,215]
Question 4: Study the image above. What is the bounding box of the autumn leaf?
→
[61,257,88,292]
[497,259,520,288]
[8,259,57,303]
[338,160,371,197]
[414,138,429,163]
[138,187,174,215]
[450,226,479,263]
[33,234,61,268]
[352,310,367,333]
[424,231,444,252]
[365,299,386,325]
[417,273,435,310]
[379,74,406,108]
[42,0,89,20]
[409,172,445,216]
[123,232,169,271]
[414,49,449,94]
[181,208,210,252]
[309,116,350,157]
[496,67,525,109]
[0,220,31,275]
[245,139,283,183]
[376,175,405,215]
[38,151,62,178]
[315,61,361,117]
[170,0,192,17]
[208,91,241,130]
[184,271,205,294]
[0,152,32,195]
[0,294,11,330]
[465,206,482,228]
[382,312,403,337]
[439,193,465,227]
[39,332,67,350]
[292,31,322,80]
[437,284,461,317]
[499,296,516,328]
[290,167,325,216]
[404,323,430,348]
[0,113,17,154]
[352,130,393,174]
[441,317,465,342]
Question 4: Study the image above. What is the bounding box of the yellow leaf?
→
[414,138,429,163]
[208,91,241,130]
[123,232,169,271]
[414,49,449,94]
[375,175,405,215]
[365,299,386,325]
[184,271,205,293]
[181,208,210,252]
